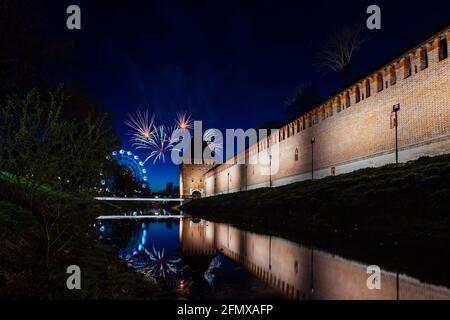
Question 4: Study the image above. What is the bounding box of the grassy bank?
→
[0,179,167,299]
[182,154,450,287]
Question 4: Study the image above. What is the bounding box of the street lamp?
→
[393,104,400,164]
[311,137,316,180]
[269,154,272,187]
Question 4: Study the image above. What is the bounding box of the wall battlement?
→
[180,27,450,198]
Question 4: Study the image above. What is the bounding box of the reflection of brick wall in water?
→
[179,218,450,300]
[178,219,215,256]
[181,28,450,196]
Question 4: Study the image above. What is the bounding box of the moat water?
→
[95,208,450,300]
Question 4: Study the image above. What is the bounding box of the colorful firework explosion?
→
[125,109,195,165]
[125,109,156,148]
[144,125,175,164]
[175,111,193,130]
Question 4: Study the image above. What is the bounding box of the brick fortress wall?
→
[181,28,450,197]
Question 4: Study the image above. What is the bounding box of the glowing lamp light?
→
[127,151,132,156]
[100,226,105,232]
[142,169,147,174]
[119,149,125,154]
[112,151,117,156]
[134,155,139,160]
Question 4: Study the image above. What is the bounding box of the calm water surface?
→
[95,208,284,299]
[95,208,450,300]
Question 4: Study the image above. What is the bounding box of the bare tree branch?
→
[317,26,367,75]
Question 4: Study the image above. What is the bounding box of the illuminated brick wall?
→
[187,28,450,197]
[179,163,214,197]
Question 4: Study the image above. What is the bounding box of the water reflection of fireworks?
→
[142,246,181,279]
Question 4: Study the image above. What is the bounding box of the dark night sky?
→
[58,0,449,191]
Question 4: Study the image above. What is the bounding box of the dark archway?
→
[192,190,202,199]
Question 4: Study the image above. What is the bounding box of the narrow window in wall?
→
[365,79,371,97]
[331,167,336,176]
[390,66,397,85]
[355,86,360,103]
[345,91,350,108]
[297,119,301,133]
[336,96,342,112]
[376,73,384,92]
[438,38,448,61]
[404,56,412,78]
[328,103,333,117]
[295,148,299,161]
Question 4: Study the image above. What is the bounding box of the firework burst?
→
[143,125,175,164]
[125,109,156,148]
[175,111,193,130]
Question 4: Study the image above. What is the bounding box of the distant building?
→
[165,182,174,194]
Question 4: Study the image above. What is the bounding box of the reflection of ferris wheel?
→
[107,149,149,189]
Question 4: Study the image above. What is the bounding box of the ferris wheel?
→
[102,149,149,190]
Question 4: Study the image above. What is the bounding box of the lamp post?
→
[311,137,316,180]
[269,154,272,187]
[393,104,400,164]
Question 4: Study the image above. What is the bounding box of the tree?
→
[0,87,118,265]
[115,167,140,196]
[317,26,367,84]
